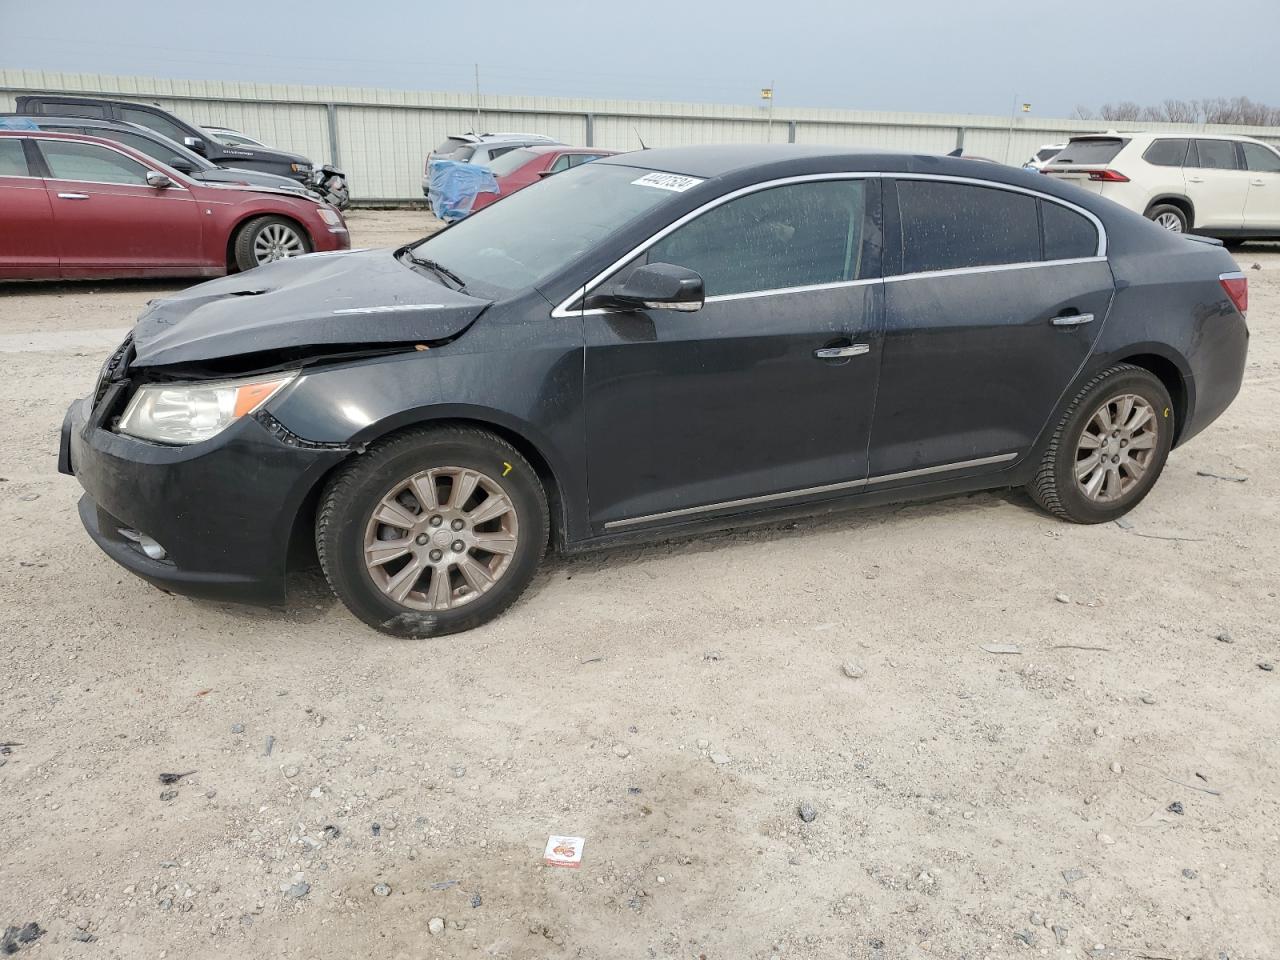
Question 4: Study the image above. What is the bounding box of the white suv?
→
[1041,131,1280,245]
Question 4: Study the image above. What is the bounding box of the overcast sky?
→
[2,0,1278,118]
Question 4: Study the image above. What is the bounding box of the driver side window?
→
[645,180,870,297]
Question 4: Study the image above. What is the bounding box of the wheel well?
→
[225,213,313,273]
[285,417,567,573]
[1144,195,1194,227]
[1118,353,1188,444]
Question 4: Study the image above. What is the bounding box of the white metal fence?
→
[5,69,1280,203]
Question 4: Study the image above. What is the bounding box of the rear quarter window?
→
[1242,142,1280,173]
[1052,138,1127,165]
[1142,139,1190,167]
[0,139,30,176]
[896,180,1040,274]
[1042,201,1098,260]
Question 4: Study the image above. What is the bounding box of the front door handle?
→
[1050,313,1095,327]
[57,192,90,200]
[814,343,870,359]
[1187,176,1205,184]
[1251,179,1266,187]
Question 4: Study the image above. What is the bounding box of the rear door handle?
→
[57,192,90,200]
[1050,313,1094,327]
[814,343,870,359]
[1251,179,1266,187]
[1187,176,1205,184]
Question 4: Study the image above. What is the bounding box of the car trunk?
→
[1041,137,1129,194]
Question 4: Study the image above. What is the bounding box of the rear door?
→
[0,138,58,278]
[582,177,884,531]
[34,138,203,276]
[1186,139,1249,230]
[1241,141,1280,231]
[868,178,1113,485]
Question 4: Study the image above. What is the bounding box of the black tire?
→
[317,425,549,638]
[1027,364,1174,524]
[232,215,311,272]
[1146,203,1188,234]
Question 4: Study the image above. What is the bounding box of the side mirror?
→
[146,171,173,189]
[538,168,559,178]
[183,135,206,156]
[168,156,194,173]
[603,262,704,313]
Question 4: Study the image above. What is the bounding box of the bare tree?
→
[1072,104,1098,120]
[1074,96,1280,127]
[1099,101,1144,122]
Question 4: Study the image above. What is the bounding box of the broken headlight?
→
[116,372,296,445]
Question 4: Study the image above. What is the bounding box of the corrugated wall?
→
[5,69,1280,201]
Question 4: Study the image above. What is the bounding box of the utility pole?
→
[474,64,482,135]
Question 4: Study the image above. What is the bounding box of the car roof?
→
[1067,131,1263,144]
[521,145,618,156]
[592,143,953,178]
[19,94,164,110]
[0,113,167,138]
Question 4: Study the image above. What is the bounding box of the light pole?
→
[761,82,774,143]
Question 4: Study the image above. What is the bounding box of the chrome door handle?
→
[57,192,90,200]
[1050,313,1094,327]
[814,343,870,359]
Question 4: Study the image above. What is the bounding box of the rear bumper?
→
[60,396,347,605]
[1179,308,1249,445]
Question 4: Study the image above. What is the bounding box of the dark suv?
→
[16,94,316,185]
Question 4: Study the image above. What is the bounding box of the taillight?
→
[1088,169,1130,182]
[1219,272,1248,316]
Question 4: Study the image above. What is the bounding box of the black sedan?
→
[59,146,1249,636]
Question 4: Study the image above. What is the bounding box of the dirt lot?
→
[1,210,1277,960]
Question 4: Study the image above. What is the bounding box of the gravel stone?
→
[841,662,865,679]
[797,801,817,823]
[428,917,445,936]
[612,743,630,758]
[372,883,391,897]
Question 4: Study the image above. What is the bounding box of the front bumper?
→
[60,395,347,605]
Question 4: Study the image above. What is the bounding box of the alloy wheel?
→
[1154,212,1183,233]
[1074,393,1159,503]
[253,223,306,264]
[363,466,519,610]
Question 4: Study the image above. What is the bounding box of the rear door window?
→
[1194,140,1239,170]
[647,179,870,297]
[0,139,30,176]
[896,180,1040,274]
[549,154,573,173]
[38,139,150,185]
[1041,201,1099,260]
[1143,139,1190,167]
[1051,138,1126,165]
[1243,142,1280,173]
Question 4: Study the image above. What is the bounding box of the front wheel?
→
[1027,365,1174,523]
[317,426,549,637]
[233,215,311,271]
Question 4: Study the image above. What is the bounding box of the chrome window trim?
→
[32,135,189,191]
[602,452,1017,530]
[550,171,1107,319]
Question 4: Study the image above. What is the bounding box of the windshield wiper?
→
[402,250,467,291]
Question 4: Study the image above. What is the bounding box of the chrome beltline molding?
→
[602,452,1018,530]
[551,171,1108,319]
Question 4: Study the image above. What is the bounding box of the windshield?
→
[410,162,683,296]
[486,148,538,176]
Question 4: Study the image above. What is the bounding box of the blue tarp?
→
[0,117,40,130]
[428,158,499,222]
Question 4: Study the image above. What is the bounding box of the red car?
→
[0,130,349,280]
[469,145,619,213]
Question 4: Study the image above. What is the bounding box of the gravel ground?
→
[0,211,1277,959]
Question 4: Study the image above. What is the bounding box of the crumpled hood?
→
[130,249,492,368]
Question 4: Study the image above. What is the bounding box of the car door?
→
[582,177,884,531]
[0,138,59,279]
[33,138,203,276]
[867,178,1113,485]
[1185,139,1249,230]
[1240,141,1280,231]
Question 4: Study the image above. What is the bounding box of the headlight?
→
[316,206,343,227]
[290,162,311,173]
[117,372,296,445]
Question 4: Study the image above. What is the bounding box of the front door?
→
[34,138,202,276]
[1241,141,1280,231]
[1186,139,1250,231]
[868,178,1114,485]
[0,138,58,279]
[583,177,884,532]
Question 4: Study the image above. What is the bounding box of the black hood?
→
[130,249,491,369]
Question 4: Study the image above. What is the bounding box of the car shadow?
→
[0,278,192,298]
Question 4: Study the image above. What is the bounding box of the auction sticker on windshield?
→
[631,172,704,192]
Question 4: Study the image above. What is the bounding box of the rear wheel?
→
[1027,365,1174,523]
[1146,204,1187,233]
[317,426,549,637]
[233,216,310,271]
